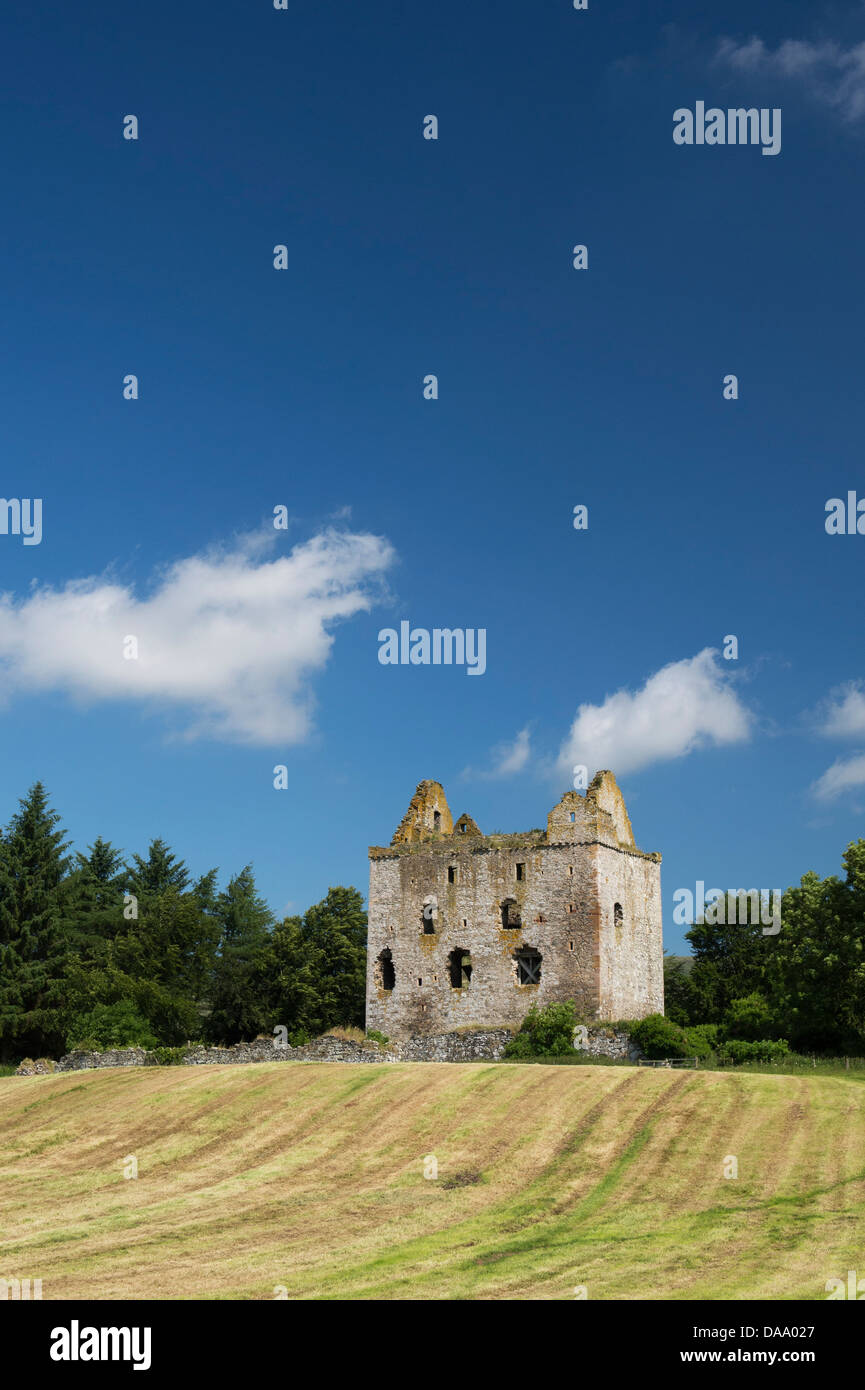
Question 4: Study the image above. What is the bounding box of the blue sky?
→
[1,0,863,950]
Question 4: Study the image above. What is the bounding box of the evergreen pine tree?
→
[206,866,275,1043]
[0,783,70,1060]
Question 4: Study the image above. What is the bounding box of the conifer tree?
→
[0,783,70,1059]
[206,866,275,1043]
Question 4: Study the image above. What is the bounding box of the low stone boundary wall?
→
[15,1024,638,1074]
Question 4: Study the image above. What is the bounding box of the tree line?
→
[0,783,367,1062]
[664,839,865,1053]
[2,781,863,1062]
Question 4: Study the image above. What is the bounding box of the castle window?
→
[448,866,456,884]
[422,896,437,933]
[568,866,573,876]
[614,902,623,930]
[448,948,472,989]
[376,949,395,992]
[569,940,574,952]
[418,978,423,986]
[433,811,441,832]
[500,898,521,930]
[514,947,542,985]
[516,863,525,881]
[569,812,576,823]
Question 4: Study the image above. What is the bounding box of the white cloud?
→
[461,725,532,781]
[810,681,865,802]
[487,726,532,778]
[715,34,865,122]
[0,527,395,744]
[812,753,865,801]
[817,682,865,738]
[557,649,753,778]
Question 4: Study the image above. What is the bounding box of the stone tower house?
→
[366,772,663,1039]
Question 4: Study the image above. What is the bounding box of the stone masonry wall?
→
[595,842,664,1019]
[366,775,663,1041]
[14,1026,639,1074]
[367,840,601,1038]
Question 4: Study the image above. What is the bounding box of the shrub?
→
[629,1013,689,1060]
[723,993,777,1041]
[502,1001,578,1059]
[69,1038,103,1053]
[719,1038,790,1065]
[67,1001,159,1052]
[683,1024,720,1060]
[149,1046,187,1066]
[366,1029,389,1046]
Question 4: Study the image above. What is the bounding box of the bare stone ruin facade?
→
[366,773,663,1040]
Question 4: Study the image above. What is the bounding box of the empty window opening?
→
[421,896,437,933]
[500,897,521,930]
[463,918,467,927]
[459,822,467,833]
[568,940,574,952]
[567,903,575,914]
[614,902,623,930]
[449,948,472,989]
[516,863,525,881]
[418,977,423,987]
[376,949,395,992]
[433,811,441,832]
[568,865,574,876]
[514,947,542,985]
[448,866,456,884]
[569,812,576,823]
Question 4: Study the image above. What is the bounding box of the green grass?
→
[0,1061,862,1300]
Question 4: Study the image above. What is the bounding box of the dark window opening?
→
[376,949,395,992]
[514,947,542,985]
[448,948,472,989]
[433,811,441,832]
[501,897,521,930]
[448,866,456,884]
[614,902,623,930]
[418,977,423,986]
[568,940,574,952]
[516,863,525,881]
[422,897,437,933]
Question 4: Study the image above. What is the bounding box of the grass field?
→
[1,1061,863,1300]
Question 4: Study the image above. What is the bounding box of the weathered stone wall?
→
[367,839,601,1038]
[595,843,664,1019]
[579,1027,641,1061]
[59,1048,150,1072]
[14,1024,638,1075]
[366,774,663,1040]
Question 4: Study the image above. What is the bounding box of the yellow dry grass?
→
[0,1062,862,1300]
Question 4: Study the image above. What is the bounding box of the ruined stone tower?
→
[366,772,663,1039]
